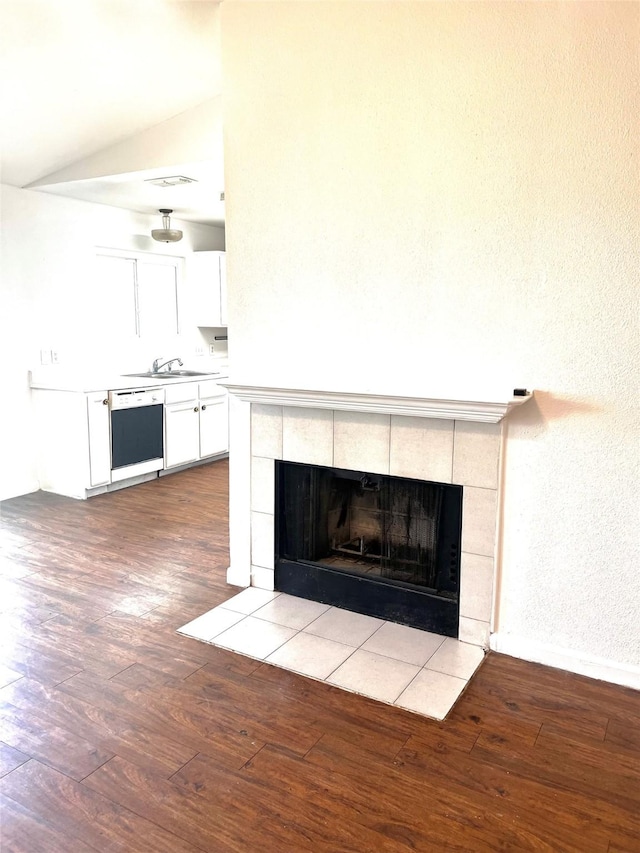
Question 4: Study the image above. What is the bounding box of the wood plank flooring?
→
[1,460,638,852]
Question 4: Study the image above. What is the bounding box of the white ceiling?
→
[0,0,224,226]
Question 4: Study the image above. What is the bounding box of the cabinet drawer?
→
[199,379,226,399]
[164,382,198,405]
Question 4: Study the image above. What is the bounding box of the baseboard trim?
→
[0,478,39,502]
[490,632,640,691]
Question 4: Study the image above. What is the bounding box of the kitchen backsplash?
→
[32,329,228,376]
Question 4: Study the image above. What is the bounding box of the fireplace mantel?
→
[223,384,533,423]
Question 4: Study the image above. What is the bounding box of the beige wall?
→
[221,2,639,674]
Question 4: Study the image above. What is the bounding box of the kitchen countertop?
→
[29,368,229,393]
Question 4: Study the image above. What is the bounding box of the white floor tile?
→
[424,638,485,680]
[267,632,356,680]
[327,649,420,704]
[178,596,480,722]
[395,669,467,720]
[213,615,296,659]
[178,606,245,641]
[304,606,384,647]
[221,587,281,615]
[458,616,490,648]
[253,593,331,630]
[362,621,446,667]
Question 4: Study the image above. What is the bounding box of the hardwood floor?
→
[1,460,638,852]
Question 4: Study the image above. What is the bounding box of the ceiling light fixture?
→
[151,209,183,243]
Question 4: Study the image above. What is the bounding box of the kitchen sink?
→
[123,370,219,379]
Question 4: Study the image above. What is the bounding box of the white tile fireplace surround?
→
[197,385,533,719]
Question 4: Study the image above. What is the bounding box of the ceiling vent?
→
[145,175,197,187]
[151,209,183,243]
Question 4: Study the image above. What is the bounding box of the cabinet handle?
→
[102,399,108,405]
[201,404,207,411]
[194,406,199,412]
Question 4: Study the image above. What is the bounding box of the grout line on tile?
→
[362,620,386,642]
[451,420,456,483]
[421,636,448,666]
[263,630,301,659]
[390,668,422,705]
[361,633,447,669]
[323,643,361,682]
[301,609,326,633]
[331,410,335,466]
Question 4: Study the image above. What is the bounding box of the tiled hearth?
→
[183,385,531,720]
[179,588,485,720]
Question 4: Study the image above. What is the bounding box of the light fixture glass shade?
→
[151,209,183,243]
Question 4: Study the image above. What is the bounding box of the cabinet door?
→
[219,252,228,326]
[164,402,200,468]
[86,391,111,487]
[199,394,229,458]
[190,251,224,326]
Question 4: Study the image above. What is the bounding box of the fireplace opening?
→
[275,461,462,636]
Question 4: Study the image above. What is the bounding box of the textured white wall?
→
[0,184,225,500]
[222,3,639,672]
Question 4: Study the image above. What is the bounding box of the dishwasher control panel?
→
[109,387,165,410]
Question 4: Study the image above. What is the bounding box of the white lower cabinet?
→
[163,381,228,470]
[189,251,227,327]
[31,378,229,498]
[32,388,111,499]
[164,400,201,468]
[199,394,228,458]
[86,391,111,487]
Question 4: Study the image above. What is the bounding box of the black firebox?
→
[275,461,462,636]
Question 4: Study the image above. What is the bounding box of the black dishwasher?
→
[109,387,165,481]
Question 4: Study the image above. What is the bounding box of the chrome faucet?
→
[152,356,183,373]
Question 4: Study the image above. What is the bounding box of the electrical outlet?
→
[51,350,59,364]
[40,349,51,365]
[209,344,216,355]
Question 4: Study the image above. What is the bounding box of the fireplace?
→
[275,461,462,635]
[224,384,532,650]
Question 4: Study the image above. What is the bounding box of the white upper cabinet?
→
[219,252,227,326]
[189,251,227,327]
